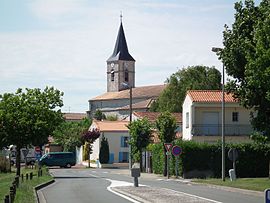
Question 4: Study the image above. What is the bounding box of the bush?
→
[99,136,109,164]
[150,140,270,178]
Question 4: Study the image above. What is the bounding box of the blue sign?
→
[172,146,182,156]
[265,189,270,203]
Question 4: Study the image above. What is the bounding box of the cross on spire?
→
[120,11,123,22]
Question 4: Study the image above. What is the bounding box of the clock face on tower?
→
[124,62,128,68]
[110,63,114,68]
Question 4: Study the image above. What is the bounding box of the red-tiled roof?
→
[133,111,182,123]
[90,84,166,101]
[187,90,237,103]
[91,120,129,132]
[63,113,87,121]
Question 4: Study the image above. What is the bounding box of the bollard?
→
[21,174,24,182]
[15,175,19,187]
[40,169,43,177]
[30,172,33,180]
[131,168,140,187]
[26,173,28,180]
[4,195,9,203]
[9,186,14,203]
[12,184,16,195]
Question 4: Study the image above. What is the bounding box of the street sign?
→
[228,148,239,162]
[172,146,182,156]
[265,189,270,203]
[164,143,173,152]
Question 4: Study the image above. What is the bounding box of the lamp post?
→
[122,82,132,169]
[212,47,225,181]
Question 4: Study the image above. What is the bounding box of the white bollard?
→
[229,169,236,181]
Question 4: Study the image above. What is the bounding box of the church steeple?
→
[107,21,135,62]
[106,18,136,92]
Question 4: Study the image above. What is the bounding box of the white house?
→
[182,90,253,143]
[89,120,129,163]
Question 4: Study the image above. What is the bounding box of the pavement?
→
[38,163,264,203]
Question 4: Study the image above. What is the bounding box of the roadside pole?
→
[164,143,173,179]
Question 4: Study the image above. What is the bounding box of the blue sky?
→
[0,0,259,113]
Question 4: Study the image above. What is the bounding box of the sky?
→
[0,0,260,113]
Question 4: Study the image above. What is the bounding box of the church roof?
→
[90,84,166,101]
[107,22,135,62]
[90,120,129,132]
[118,98,154,110]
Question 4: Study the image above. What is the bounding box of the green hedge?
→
[150,141,270,178]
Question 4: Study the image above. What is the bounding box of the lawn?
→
[0,166,53,203]
[193,177,270,192]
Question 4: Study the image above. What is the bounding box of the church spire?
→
[107,17,135,62]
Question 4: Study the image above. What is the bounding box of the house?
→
[63,113,87,122]
[89,120,129,163]
[132,111,182,142]
[87,20,166,119]
[182,90,253,143]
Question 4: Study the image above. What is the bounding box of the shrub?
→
[99,136,109,164]
[0,156,10,173]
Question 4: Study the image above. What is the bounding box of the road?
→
[39,167,263,203]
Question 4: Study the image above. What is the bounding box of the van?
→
[39,152,76,168]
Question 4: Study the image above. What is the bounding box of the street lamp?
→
[212,47,225,181]
[122,82,132,169]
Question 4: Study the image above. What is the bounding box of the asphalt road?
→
[39,168,264,203]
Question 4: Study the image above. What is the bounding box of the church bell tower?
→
[106,18,135,92]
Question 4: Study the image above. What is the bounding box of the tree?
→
[128,118,152,171]
[150,65,221,112]
[0,87,64,175]
[94,109,106,121]
[219,0,270,139]
[53,118,92,152]
[99,135,110,164]
[155,111,177,176]
[81,129,100,167]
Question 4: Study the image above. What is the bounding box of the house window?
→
[111,69,114,81]
[121,136,129,147]
[232,112,239,122]
[124,69,129,82]
[186,112,189,128]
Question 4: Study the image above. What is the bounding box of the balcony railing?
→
[192,124,252,136]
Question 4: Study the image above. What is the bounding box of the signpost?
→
[228,148,238,173]
[164,143,172,179]
[172,146,182,178]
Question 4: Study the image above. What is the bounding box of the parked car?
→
[9,146,37,166]
[39,152,76,168]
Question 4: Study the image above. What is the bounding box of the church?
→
[87,19,166,118]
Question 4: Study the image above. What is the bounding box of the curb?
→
[35,179,55,203]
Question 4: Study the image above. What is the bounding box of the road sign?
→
[164,143,173,152]
[35,146,41,152]
[228,148,239,162]
[172,146,182,156]
[265,189,270,203]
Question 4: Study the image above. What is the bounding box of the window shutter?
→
[120,137,124,147]
[119,152,123,162]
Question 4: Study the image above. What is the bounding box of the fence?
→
[3,168,43,203]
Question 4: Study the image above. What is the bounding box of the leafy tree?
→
[99,135,110,164]
[219,0,270,139]
[155,111,177,176]
[150,66,221,112]
[53,118,92,152]
[128,118,152,171]
[81,129,100,167]
[106,114,118,121]
[0,87,64,175]
[94,109,106,121]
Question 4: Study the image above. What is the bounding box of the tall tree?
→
[81,129,100,167]
[219,0,270,139]
[150,65,221,112]
[53,118,91,152]
[0,87,64,175]
[155,112,177,176]
[128,118,152,171]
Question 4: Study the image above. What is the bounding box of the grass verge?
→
[0,166,53,203]
[193,177,270,192]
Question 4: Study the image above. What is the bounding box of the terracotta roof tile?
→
[133,111,182,123]
[91,120,129,132]
[90,84,166,101]
[64,113,87,121]
[187,90,237,103]
[118,99,154,110]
